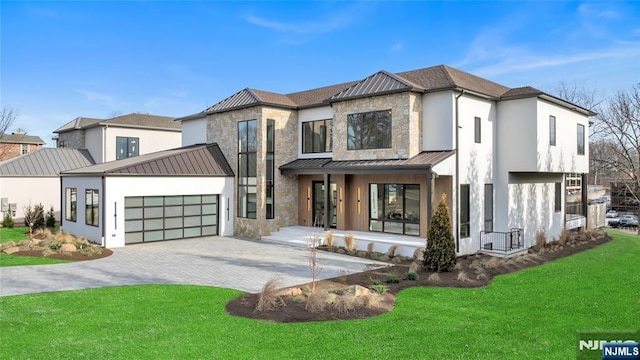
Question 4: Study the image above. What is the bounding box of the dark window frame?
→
[116,136,139,160]
[484,184,493,232]
[65,188,77,222]
[555,182,562,212]
[85,189,99,227]
[460,184,470,238]
[302,119,332,153]
[474,116,481,143]
[266,119,275,219]
[347,109,392,150]
[237,119,257,219]
[368,183,420,236]
[577,124,585,155]
[549,115,556,146]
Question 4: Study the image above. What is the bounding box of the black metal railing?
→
[480,228,524,252]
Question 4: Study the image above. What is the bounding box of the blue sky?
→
[2,1,639,145]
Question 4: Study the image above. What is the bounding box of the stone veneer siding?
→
[332,92,422,161]
[57,130,86,150]
[207,106,298,239]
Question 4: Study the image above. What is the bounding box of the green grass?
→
[0,226,71,267]
[0,226,30,242]
[1,231,638,359]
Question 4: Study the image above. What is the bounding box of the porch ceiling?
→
[280,150,454,175]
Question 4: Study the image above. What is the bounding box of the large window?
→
[302,119,332,153]
[474,117,481,143]
[116,137,139,160]
[85,189,99,226]
[238,120,257,219]
[65,188,77,222]
[369,184,420,236]
[266,119,275,219]
[347,110,392,150]
[549,115,556,146]
[577,124,585,155]
[460,184,470,238]
[484,184,493,232]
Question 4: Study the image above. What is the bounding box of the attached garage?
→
[60,143,234,248]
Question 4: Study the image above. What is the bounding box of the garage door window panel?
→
[165,217,183,229]
[165,229,183,240]
[144,231,164,242]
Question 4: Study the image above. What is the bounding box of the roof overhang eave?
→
[326,87,425,104]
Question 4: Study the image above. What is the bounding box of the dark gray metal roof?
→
[329,71,423,102]
[0,148,95,177]
[62,143,233,177]
[0,133,45,144]
[280,151,454,175]
[53,117,101,133]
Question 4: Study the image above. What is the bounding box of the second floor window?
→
[116,137,139,160]
[302,119,332,153]
[549,115,556,146]
[347,109,392,150]
[474,117,481,143]
[20,144,29,154]
[577,124,585,155]
[238,120,257,219]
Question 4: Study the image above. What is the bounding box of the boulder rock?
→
[280,287,303,297]
[61,243,77,252]
[354,285,372,297]
[3,246,20,254]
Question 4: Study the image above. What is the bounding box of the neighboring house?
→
[0,148,95,221]
[60,143,234,247]
[0,132,44,161]
[53,113,182,164]
[170,64,591,256]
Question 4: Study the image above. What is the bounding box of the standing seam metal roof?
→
[0,148,95,176]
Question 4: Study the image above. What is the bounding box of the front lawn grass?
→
[0,226,71,267]
[1,231,638,359]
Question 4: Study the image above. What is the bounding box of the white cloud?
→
[578,3,620,19]
[73,89,131,111]
[28,7,58,18]
[390,42,403,52]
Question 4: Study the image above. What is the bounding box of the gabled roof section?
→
[0,148,95,177]
[501,86,544,99]
[62,143,233,177]
[203,88,296,114]
[0,133,45,145]
[397,65,510,98]
[54,113,179,133]
[328,71,424,102]
[288,81,358,108]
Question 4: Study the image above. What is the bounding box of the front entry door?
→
[312,181,337,228]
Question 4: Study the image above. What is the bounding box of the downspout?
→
[102,175,106,248]
[103,124,108,163]
[454,89,465,252]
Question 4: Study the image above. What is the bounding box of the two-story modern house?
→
[60,65,590,256]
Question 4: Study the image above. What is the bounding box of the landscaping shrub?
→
[457,271,473,282]
[385,272,400,284]
[424,194,456,272]
[332,295,356,314]
[369,284,388,295]
[366,242,374,257]
[534,229,547,252]
[324,231,334,247]
[23,203,45,233]
[427,272,441,282]
[369,277,383,286]
[2,212,14,228]
[344,234,355,252]
[403,272,419,281]
[254,276,285,313]
[45,206,56,228]
[305,291,327,313]
[386,245,399,257]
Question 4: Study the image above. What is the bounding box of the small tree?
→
[45,206,56,228]
[424,193,457,272]
[2,212,14,228]
[23,203,45,237]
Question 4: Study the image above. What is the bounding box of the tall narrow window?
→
[474,117,481,143]
[20,144,29,154]
[238,120,257,219]
[549,116,556,146]
[577,124,585,155]
[266,119,275,219]
[85,189,99,226]
[460,184,470,238]
[65,188,77,222]
[116,137,139,159]
[555,182,562,212]
[484,184,493,232]
[302,119,332,153]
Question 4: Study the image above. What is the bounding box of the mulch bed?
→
[226,232,612,323]
[11,248,113,261]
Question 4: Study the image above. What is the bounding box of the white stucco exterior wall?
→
[180,118,208,146]
[103,127,182,163]
[84,127,104,163]
[61,176,234,248]
[0,177,61,220]
[422,91,455,151]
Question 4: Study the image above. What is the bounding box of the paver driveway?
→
[0,236,382,297]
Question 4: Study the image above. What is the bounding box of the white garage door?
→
[124,194,218,244]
